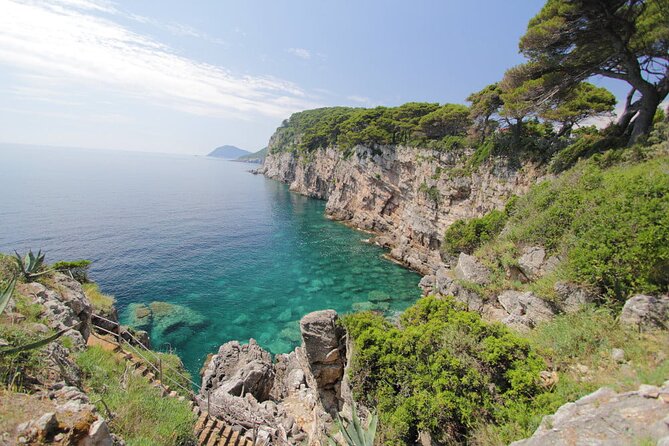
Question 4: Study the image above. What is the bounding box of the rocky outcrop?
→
[497,291,557,330]
[298,310,346,416]
[262,145,543,276]
[199,310,350,445]
[621,294,669,330]
[453,252,491,285]
[201,339,275,402]
[17,273,92,349]
[10,384,115,446]
[512,382,669,445]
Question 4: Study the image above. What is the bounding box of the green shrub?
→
[77,346,196,445]
[442,209,508,255]
[506,156,669,301]
[343,296,546,445]
[52,259,92,283]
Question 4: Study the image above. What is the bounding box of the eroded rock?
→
[497,290,556,330]
[454,253,491,285]
[621,294,669,330]
[511,382,669,445]
[201,339,274,402]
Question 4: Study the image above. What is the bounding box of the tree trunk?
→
[629,90,660,145]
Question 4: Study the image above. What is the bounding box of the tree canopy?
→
[518,0,669,143]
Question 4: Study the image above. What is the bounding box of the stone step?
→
[206,424,222,446]
[218,426,233,446]
[198,418,216,444]
[194,413,209,436]
[228,429,239,446]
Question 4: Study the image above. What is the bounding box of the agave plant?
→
[0,276,17,315]
[328,404,378,446]
[14,249,48,281]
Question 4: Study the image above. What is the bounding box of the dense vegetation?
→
[345,297,669,445]
[343,296,546,445]
[445,143,669,304]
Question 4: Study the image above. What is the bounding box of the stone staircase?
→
[89,333,257,445]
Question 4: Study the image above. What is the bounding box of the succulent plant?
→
[0,275,17,315]
[328,404,378,446]
[14,249,47,281]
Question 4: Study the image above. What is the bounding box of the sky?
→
[0,0,635,155]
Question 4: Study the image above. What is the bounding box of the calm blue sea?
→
[0,144,421,376]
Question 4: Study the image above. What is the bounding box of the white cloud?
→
[0,0,319,119]
[287,47,312,60]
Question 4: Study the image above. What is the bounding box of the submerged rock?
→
[125,300,206,347]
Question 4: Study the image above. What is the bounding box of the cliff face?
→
[262,145,545,275]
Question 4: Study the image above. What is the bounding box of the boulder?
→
[497,291,556,329]
[18,278,92,350]
[453,253,490,285]
[553,281,597,313]
[511,382,669,445]
[201,339,275,402]
[299,310,346,416]
[621,294,669,330]
[517,246,546,280]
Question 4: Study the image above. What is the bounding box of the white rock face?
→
[262,145,542,275]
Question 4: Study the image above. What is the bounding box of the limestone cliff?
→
[261,144,545,275]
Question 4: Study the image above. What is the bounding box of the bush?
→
[504,156,669,301]
[76,346,196,445]
[52,260,92,283]
[442,209,509,256]
[343,296,546,445]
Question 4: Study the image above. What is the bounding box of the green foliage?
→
[417,104,471,139]
[442,209,509,256]
[540,82,616,135]
[518,0,669,142]
[476,307,669,445]
[0,276,17,316]
[343,296,546,445]
[328,404,378,446]
[418,182,441,204]
[52,259,92,283]
[14,250,47,281]
[504,155,669,301]
[467,83,503,143]
[269,103,473,154]
[77,346,197,446]
[0,322,50,390]
[82,283,115,313]
[0,323,80,355]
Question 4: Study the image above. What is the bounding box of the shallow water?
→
[0,144,421,376]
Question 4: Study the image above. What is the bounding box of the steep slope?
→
[262,144,543,276]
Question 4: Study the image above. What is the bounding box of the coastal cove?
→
[0,144,421,376]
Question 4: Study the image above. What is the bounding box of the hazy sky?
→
[0,0,632,155]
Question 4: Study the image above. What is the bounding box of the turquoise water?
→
[0,144,421,376]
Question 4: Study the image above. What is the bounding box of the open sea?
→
[0,144,421,376]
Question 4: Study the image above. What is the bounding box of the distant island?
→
[207,145,250,159]
[235,147,267,164]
